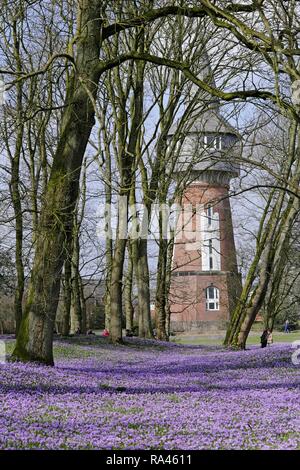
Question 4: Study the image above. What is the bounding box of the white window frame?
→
[203,135,222,150]
[215,136,222,150]
[205,286,220,311]
[203,135,209,148]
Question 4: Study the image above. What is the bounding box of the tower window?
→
[203,135,222,150]
[214,136,222,150]
[207,205,212,226]
[208,239,213,269]
[205,286,219,310]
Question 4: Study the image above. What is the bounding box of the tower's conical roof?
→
[168,48,240,138]
[168,107,240,137]
[167,49,241,180]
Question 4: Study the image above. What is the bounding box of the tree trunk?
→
[155,238,168,341]
[110,237,127,343]
[136,238,153,338]
[236,195,300,348]
[104,153,112,332]
[9,19,24,336]
[129,200,153,339]
[224,185,286,348]
[104,282,111,331]
[224,216,277,349]
[225,184,300,349]
[10,157,24,337]
[124,243,134,333]
[224,122,299,349]
[70,230,82,334]
[61,255,72,336]
[70,282,82,334]
[79,277,87,334]
[12,0,102,365]
[236,257,273,349]
[109,53,145,342]
[165,236,175,339]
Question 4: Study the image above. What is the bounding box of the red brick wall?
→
[170,181,241,326]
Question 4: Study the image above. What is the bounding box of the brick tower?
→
[168,80,241,332]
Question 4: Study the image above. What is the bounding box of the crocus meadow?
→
[0,336,299,450]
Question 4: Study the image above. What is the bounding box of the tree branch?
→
[102,3,259,40]
[98,52,298,119]
[0,53,75,87]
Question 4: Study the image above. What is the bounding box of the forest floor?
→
[0,335,300,450]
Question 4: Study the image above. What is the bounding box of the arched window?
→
[205,286,219,310]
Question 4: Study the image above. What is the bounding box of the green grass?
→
[3,339,100,359]
[171,330,300,346]
[3,330,300,353]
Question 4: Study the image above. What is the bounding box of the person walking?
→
[284,319,290,333]
[260,329,268,348]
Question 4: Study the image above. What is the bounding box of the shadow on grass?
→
[1,376,299,397]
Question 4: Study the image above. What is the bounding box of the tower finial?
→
[186,48,219,111]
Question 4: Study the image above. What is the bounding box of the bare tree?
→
[3,0,300,364]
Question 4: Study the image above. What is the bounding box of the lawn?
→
[0,335,300,450]
[171,330,300,346]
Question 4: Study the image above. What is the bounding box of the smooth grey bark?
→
[61,245,72,336]
[109,52,145,343]
[124,243,134,333]
[79,276,87,334]
[135,238,153,338]
[104,141,112,332]
[70,230,82,335]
